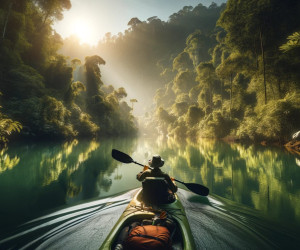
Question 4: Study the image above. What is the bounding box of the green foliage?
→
[151,1,300,143]
[4,65,45,99]
[44,55,73,93]
[83,2,226,105]
[0,0,138,143]
[198,111,236,138]
[35,0,71,23]
[0,105,22,145]
[65,81,86,104]
[0,91,22,145]
[173,70,197,94]
[237,93,300,142]
[41,96,76,138]
[114,87,127,100]
[280,31,300,52]
[84,55,106,97]
[185,30,214,66]
[173,51,194,72]
[70,104,99,138]
[156,107,176,125]
[186,105,205,126]
[171,101,189,117]
[0,118,22,144]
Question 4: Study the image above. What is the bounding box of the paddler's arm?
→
[136,167,151,182]
[165,175,178,193]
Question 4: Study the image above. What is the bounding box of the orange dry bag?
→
[124,225,172,250]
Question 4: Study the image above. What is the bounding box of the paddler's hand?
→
[143,165,149,171]
[171,177,175,181]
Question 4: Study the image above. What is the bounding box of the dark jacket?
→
[137,168,178,193]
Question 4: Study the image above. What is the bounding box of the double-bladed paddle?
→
[112,149,209,196]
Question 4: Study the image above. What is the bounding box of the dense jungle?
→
[1,0,299,146]
[0,1,300,249]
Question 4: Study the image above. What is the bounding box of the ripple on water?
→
[0,188,299,249]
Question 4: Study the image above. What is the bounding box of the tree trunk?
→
[1,1,13,42]
[277,79,281,99]
[221,80,224,113]
[230,73,233,119]
[259,28,267,104]
[253,37,259,69]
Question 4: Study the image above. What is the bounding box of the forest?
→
[0,0,137,146]
[1,0,300,146]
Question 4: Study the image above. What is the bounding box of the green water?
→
[0,137,299,234]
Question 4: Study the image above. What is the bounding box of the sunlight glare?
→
[71,19,96,45]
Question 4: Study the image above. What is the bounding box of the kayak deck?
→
[99,189,196,250]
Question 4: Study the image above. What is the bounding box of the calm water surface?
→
[0,137,299,243]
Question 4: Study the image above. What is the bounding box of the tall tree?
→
[218,0,300,104]
[84,55,105,98]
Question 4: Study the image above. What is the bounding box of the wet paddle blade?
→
[184,183,209,196]
[112,149,133,164]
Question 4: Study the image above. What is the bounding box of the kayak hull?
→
[99,188,196,250]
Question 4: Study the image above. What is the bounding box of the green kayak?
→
[99,188,196,250]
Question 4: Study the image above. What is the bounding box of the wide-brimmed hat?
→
[149,155,164,168]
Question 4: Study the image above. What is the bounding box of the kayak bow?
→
[100,188,196,250]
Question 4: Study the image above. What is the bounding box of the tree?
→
[65,81,85,104]
[114,87,127,100]
[127,17,142,29]
[35,0,71,27]
[0,91,22,145]
[1,0,13,42]
[186,105,204,126]
[280,32,300,52]
[173,70,197,94]
[173,51,194,72]
[185,30,214,66]
[218,0,300,104]
[71,58,81,69]
[130,98,138,110]
[196,62,218,109]
[216,52,253,117]
[84,55,106,97]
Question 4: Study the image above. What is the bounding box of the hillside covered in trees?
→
[62,1,300,143]
[149,0,300,143]
[0,0,137,146]
[1,0,300,145]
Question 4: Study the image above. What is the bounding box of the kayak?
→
[99,188,196,250]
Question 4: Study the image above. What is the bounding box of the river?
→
[0,137,299,249]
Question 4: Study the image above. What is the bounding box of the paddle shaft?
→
[111,149,209,196]
[133,161,144,167]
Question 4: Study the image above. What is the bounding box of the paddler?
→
[137,155,177,204]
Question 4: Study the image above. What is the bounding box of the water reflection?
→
[0,137,299,234]
[0,138,138,232]
[0,148,20,173]
[152,138,300,227]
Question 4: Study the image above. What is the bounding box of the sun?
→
[71,19,96,45]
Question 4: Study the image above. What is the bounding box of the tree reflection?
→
[0,138,137,230]
[0,148,20,173]
[152,138,300,225]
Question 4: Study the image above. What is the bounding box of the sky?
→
[53,0,227,45]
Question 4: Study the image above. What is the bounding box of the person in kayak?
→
[137,155,177,204]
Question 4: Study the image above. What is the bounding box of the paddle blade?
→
[112,149,133,164]
[184,183,209,196]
